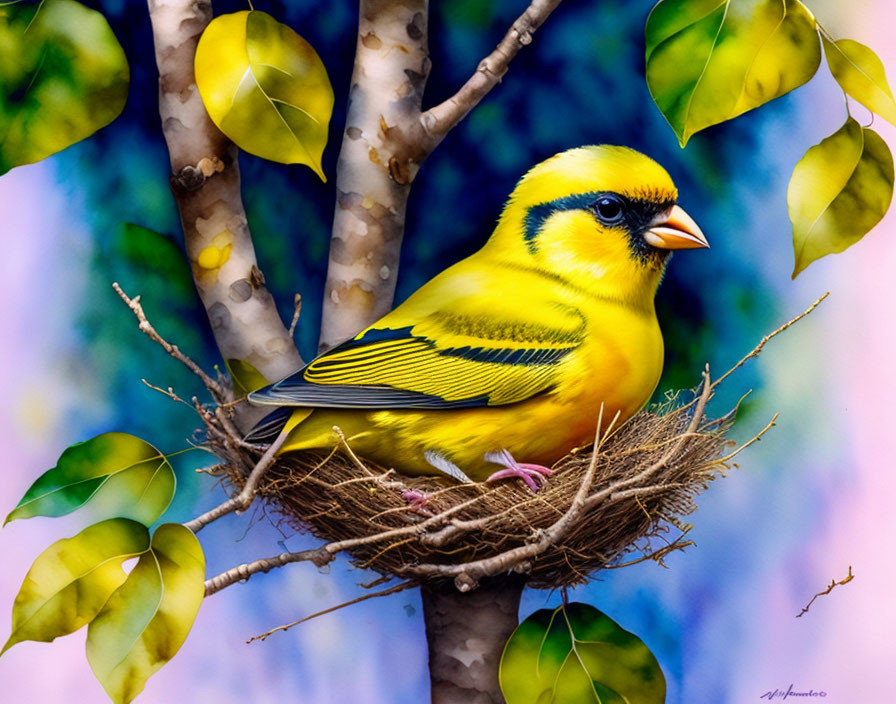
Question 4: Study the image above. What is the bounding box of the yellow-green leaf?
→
[5,432,175,527]
[87,524,205,704]
[225,358,269,396]
[0,0,129,174]
[646,0,821,146]
[2,519,149,655]
[195,10,333,180]
[789,117,894,277]
[499,603,665,704]
[822,37,896,126]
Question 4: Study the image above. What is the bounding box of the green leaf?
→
[87,524,205,704]
[5,432,175,527]
[499,603,665,704]
[195,10,334,180]
[115,224,196,305]
[789,117,894,278]
[0,0,129,174]
[225,358,270,396]
[822,37,896,126]
[2,519,149,655]
[645,0,821,145]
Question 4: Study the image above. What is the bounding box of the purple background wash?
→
[2,1,895,702]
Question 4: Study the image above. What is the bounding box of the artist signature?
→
[760,684,827,699]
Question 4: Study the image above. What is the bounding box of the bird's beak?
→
[643,205,709,250]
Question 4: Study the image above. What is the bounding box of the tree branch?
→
[184,428,288,534]
[146,0,303,382]
[420,0,564,142]
[204,545,334,597]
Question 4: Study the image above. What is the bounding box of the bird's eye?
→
[593,195,624,224]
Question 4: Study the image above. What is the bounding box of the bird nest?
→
[210,372,751,592]
[116,285,823,596]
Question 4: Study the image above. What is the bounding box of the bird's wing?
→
[250,297,586,410]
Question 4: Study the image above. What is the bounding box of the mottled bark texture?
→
[319,0,563,351]
[147,0,303,383]
[318,0,431,351]
[422,577,524,704]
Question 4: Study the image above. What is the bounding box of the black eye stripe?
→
[522,191,676,255]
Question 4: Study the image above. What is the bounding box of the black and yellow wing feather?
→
[249,303,586,410]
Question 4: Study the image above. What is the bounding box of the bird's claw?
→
[402,489,434,516]
[484,449,553,492]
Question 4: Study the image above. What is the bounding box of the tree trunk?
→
[421,576,524,704]
[318,0,431,353]
[147,0,303,384]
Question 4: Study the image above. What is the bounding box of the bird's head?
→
[489,145,708,306]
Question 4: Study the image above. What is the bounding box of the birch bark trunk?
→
[147,0,303,383]
[318,0,431,352]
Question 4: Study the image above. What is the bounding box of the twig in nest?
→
[404,405,622,590]
[333,426,376,477]
[246,580,417,643]
[716,413,778,463]
[113,283,227,401]
[583,365,713,512]
[185,428,289,534]
[796,566,854,618]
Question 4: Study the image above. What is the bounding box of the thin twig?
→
[247,581,417,643]
[333,426,376,477]
[582,365,713,512]
[113,283,227,400]
[141,378,189,406]
[716,414,778,463]
[204,546,333,596]
[607,534,696,570]
[796,566,854,618]
[712,293,829,391]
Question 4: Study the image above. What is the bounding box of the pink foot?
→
[484,449,553,492]
[402,489,434,516]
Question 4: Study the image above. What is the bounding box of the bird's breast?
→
[554,300,664,429]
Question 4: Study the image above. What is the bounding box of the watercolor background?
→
[1,1,894,702]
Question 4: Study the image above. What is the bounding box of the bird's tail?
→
[244,406,293,445]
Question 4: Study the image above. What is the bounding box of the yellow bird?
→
[247,145,708,489]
